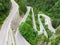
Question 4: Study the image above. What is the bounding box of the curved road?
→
[0,0,56,45]
[0,0,18,45]
[0,0,31,45]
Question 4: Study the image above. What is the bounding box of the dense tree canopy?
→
[15,0,58,14]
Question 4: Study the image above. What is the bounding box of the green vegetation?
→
[47,0,60,28]
[19,11,54,45]
[0,0,11,28]
[19,12,39,45]
[16,0,60,45]
[15,0,60,28]
[50,26,60,45]
[15,0,58,14]
[19,12,60,45]
[15,0,27,15]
